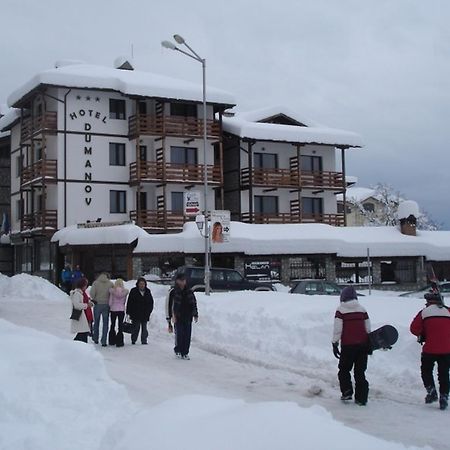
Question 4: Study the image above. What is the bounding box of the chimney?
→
[397,200,419,236]
[114,56,134,71]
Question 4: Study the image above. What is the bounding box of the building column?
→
[372,259,382,285]
[234,255,245,276]
[325,255,336,282]
[281,256,291,285]
[416,256,427,288]
[132,256,143,279]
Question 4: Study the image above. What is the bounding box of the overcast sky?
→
[1,0,449,227]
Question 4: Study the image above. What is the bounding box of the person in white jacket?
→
[70,278,94,343]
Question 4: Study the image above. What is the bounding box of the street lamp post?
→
[162,35,211,295]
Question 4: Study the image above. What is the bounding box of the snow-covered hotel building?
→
[0,60,362,279]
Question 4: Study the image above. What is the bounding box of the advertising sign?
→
[244,258,281,281]
[184,191,201,216]
[210,210,231,244]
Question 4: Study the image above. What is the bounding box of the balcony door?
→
[170,102,197,118]
[254,153,278,169]
[137,191,147,210]
[302,197,323,217]
[170,146,198,165]
[254,195,279,215]
[301,155,322,172]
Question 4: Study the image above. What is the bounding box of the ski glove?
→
[332,342,341,359]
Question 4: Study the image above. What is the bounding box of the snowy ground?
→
[0,273,448,449]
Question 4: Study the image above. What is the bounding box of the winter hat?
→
[424,292,444,306]
[340,286,358,302]
[175,273,186,281]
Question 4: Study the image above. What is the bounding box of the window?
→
[109,99,126,120]
[170,146,198,165]
[171,192,184,212]
[138,101,147,115]
[16,155,24,177]
[302,197,323,215]
[110,190,126,213]
[16,199,23,220]
[36,194,43,212]
[170,102,197,118]
[363,202,375,212]
[323,282,341,295]
[35,145,42,161]
[139,145,147,161]
[109,143,126,166]
[301,155,322,172]
[211,270,225,281]
[226,271,243,282]
[254,153,278,169]
[137,191,147,210]
[254,196,278,215]
[337,203,352,214]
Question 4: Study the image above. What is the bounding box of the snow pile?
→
[108,395,425,450]
[191,291,425,396]
[0,319,130,450]
[134,220,450,260]
[7,63,235,107]
[0,272,67,301]
[222,107,362,147]
[398,201,420,220]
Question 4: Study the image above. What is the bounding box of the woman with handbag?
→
[108,279,129,347]
[70,277,94,343]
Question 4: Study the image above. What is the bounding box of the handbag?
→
[122,315,134,334]
[70,308,83,321]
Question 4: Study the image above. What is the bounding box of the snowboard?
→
[369,325,399,351]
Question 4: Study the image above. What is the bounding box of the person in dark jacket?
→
[61,264,73,294]
[126,277,154,345]
[71,264,84,288]
[332,286,371,405]
[170,274,198,360]
[410,291,450,410]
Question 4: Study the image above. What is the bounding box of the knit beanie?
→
[340,286,358,302]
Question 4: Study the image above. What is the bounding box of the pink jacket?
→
[109,287,129,312]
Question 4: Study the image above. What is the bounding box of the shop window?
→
[336,260,372,284]
[289,256,325,280]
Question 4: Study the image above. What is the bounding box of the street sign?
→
[184,191,201,216]
[210,210,231,243]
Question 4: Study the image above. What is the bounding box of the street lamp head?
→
[161,40,177,50]
[195,214,205,232]
[173,34,185,45]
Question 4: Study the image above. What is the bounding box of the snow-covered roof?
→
[0,108,20,132]
[133,221,450,261]
[51,223,149,246]
[336,187,377,203]
[7,62,236,107]
[222,107,363,147]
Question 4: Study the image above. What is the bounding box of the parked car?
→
[290,279,342,295]
[174,266,274,292]
[399,282,450,298]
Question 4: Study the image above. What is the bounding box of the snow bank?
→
[8,63,235,107]
[108,395,424,450]
[0,319,130,450]
[0,272,67,301]
[134,220,450,261]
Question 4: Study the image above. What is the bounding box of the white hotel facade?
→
[0,60,361,279]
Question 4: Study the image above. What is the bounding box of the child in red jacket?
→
[410,292,450,410]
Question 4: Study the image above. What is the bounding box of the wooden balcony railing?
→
[21,159,57,186]
[129,161,221,185]
[21,112,57,141]
[241,212,344,226]
[241,167,297,188]
[21,210,57,232]
[129,114,221,139]
[241,168,344,189]
[130,210,189,230]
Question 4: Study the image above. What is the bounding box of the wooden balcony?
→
[241,167,297,188]
[241,168,344,190]
[129,114,221,139]
[241,212,344,226]
[21,210,57,232]
[130,210,190,231]
[21,159,57,186]
[129,161,221,185]
[21,112,57,141]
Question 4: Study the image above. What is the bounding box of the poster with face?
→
[210,210,230,244]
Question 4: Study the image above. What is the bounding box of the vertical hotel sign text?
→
[69,104,107,206]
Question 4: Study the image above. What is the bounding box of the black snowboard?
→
[369,325,399,351]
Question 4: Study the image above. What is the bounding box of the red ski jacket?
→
[410,304,450,354]
[333,300,371,346]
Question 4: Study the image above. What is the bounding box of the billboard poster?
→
[210,210,230,244]
[184,191,201,216]
[244,258,281,281]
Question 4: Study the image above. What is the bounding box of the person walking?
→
[90,273,113,347]
[332,286,371,405]
[108,278,129,347]
[61,264,73,294]
[71,264,84,288]
[70,277,94,343]
[170,274,198,360]
[410,291,450,410]
[126,278,154,345]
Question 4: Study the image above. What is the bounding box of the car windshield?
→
[323,282,341,294]
[190,268,205,279]
[226,271,243,282]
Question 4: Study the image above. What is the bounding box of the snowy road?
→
[1,280,449,450]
